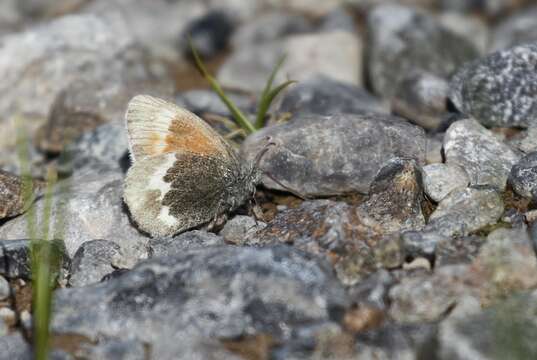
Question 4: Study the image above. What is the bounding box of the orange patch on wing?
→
[163,118,220,155]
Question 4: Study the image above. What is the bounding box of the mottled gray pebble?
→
[219,215,266,245]
[444,119,520,190]
[241,113,425,196]
[69,240,122,287]
[150,230,225,257]
[367,4,478,98]
[450,43,537,128]
[392,71,449,130]
[0,276,9,301]
[278,75,387,118]
[427,187,504,237]
[509,151,537,199]
[422,163,469,202]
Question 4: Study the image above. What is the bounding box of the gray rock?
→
[0,14,139,134]
[180,10,235,59]
[426,187,504,238]
[0,169,43,220]
[438,13,489,55]
[450,43,537,128]
[0,240,31,279]
[277,75,388,118]
[0,276,9,301]
[474,227,537,301]
[435,235,486,267]
[241,113,426,196]
[58,123,129,176]
[82,0,208,60]
[354,323,437,360]
[249,200,370,250]
[16,0,86,19]
[0,308,15,329]
[230,11,313,48]
[37,77,172,155]
[508,127,537,154]
[391,71,449,130]
[267,0,346,17]
[218,30,362,93]
[389,265,470,323]
[422,163,470,202]
[248,200,384,286]
[357,158,425,234]
[438,292,537,359]
[444,119,521,190]
[249,160,424,284]
[220,216,266,245]
[69,240,123,287]
[509,152,537,199]
[176,89,256,118]
[438,0,528,17]
[0,0,22,34]
[320,7,355,32]
[367,4,478,98]
[426,134,444,164]
[347,270,395,310]
[402,230,448,258]
[0,318,6,337]
[51,246,349,360]
[0,171,149,264]
[0,333,30,360]
[0,331,73,360]
[150,230,225,257]
[491,6,537,51]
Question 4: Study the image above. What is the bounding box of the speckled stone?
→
[0,276,9,301]
[422,163,470,202]
[241,113,426,196]
[392,71,449,130]
[443,119,521,190]
[426,187,504,238]
[450,43,537,128]
[367,4,478,98]
[277,75,387,117]
[509,152,537,199]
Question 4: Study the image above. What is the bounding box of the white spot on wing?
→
[147,154,177,202]
[158,206,179,227]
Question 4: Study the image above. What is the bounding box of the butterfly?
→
[123,95,267,238]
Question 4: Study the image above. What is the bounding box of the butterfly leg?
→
[207,202,228,231]
[248,194,266,224]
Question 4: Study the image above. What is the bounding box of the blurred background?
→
[1,0,537,176]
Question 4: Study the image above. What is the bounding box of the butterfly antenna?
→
[254,136,277,168]
[254,136,309,200]
[263,172,308,200]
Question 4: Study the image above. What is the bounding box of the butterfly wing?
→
[125,94,236,162]
[124,151,239,237]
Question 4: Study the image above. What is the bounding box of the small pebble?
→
[0,307,16,326]
[422,163,470,202]
[0,275,9,301]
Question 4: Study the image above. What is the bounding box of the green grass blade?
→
[260,55,286,102]
[33,167,58,360]
[189,36,256,134]
[255,80,296,129]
